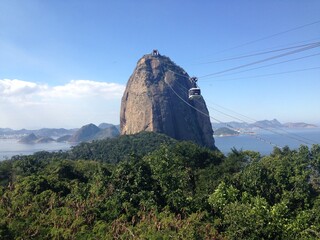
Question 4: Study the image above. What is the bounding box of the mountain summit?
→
[120,51,215,149]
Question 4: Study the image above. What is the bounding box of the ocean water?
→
[0,139,73,161]
[215,128,320,155]
[0,129,319,161]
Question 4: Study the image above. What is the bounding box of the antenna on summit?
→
[152,49,160,56]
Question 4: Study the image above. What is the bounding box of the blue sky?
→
[0,0,319,129]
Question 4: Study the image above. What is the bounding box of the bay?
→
[0,139,73,161]
[215,128,320,155]
[0,129,319,161]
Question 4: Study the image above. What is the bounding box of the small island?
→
[18,133,55,144]
[213,127,240,137]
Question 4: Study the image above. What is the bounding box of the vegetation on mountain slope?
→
[0,132,319,239]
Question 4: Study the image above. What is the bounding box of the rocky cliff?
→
[120,52,215,149]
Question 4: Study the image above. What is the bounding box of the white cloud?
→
[0,79,47,102]
[0,79,125,129]
[0,79,125,102]
[48,80,125,99]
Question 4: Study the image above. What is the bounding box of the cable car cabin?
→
[189,87,202,100]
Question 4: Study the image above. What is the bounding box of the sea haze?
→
[0,128,319,161]
[0,139,73,161]
[215,128,320,156]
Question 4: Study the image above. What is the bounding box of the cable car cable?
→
[196,19,320,58]
[199,42,320,79]
[196,42,320,65]
[165,80,283,149]
[205,100,319,145]
[171,78,318,145]
[191,38,320,65]
[201,52,320,80]
[145,52,318,146]
[148,44,320,83]
[206,66,320,82]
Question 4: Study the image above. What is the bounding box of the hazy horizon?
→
[1,118,319,131]
[1,1,319,129]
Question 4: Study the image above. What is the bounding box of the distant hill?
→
[212,119,318,132]
[93,125,120,140]
[253,119,282,128]
[36,137,55,143]
[102,123,120,132]
[56,135,72,142]
[214,127,239,136]
[1,123,120,143]
[283,122,318,128]
[69,124,101,142]
[212,121,250,130]
[98,123,115,129]
[69,131,177,163]
[69,123,120,142]
[1,128,76,138]
[18,133,38,144]
[34,128,77,137]
[18,133,55,144]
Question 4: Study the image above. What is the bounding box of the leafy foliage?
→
[0,134,319,239]
[68,131,177,163]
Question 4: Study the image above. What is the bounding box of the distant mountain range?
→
[212,119,318,132]
[0,127,77,138]
[0,119,318,144]
[1,123,120,144]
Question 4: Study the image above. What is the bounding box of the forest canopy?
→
[0,132,319,239]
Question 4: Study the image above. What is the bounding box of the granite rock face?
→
[120,52,215,149]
